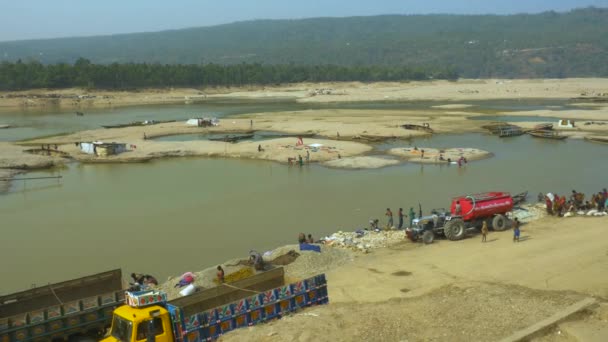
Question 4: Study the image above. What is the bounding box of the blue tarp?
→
[299,243,321,253]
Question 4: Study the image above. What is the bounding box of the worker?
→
[306,150,310,163]
[455,201,462,216]
[420,149,425,159]
[298,233,306,244]
[513,218,520,243]
[369,218,379,230]
[307,234,314,243]
[298,154,303,166]
[249,250,265,271]
[258,144,262,152]
[174,272,195,288]
[216,266,225,283]
[408,207,416,227]
[143,132,147,140]
[397,208,404,229]
[481,221,488,243]
[385,208,393,228]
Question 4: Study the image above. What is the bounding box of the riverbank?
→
[145,207,608,341]
[2,78,608,111]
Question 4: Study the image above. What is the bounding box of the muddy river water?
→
[1,100,606,293]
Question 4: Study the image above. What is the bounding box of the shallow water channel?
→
[2,131,606,293]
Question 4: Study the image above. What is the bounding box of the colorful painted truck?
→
[0,269,125,342]
[101,267,328,342]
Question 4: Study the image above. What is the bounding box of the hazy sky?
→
[1,0,607,41]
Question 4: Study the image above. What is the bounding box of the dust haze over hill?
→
[0,7,607,78]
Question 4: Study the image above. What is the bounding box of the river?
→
[2,126,606,293]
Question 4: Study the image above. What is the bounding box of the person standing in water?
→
[408,207,416,228]
[385,208,393,228]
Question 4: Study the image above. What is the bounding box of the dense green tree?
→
[0,61,458,91]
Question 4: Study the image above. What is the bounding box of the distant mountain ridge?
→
[1,7,607,78]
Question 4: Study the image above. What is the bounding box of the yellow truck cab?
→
[102,291,173,342]
[102,268,328,342]
[102,304,173,342]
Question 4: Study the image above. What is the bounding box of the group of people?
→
[298,232,315,244]
[541,188,607,216]
[129,272,159,291]
[288,149,310,166]
[379,207,417,230]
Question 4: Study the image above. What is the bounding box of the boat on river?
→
[528,130,567,140]
[584,136,608,144]
[208,134,254,143]
[533,123,553,131]
[512,191,528,206]
[401,123,434,133]
[102,119,175,129]
[0,124,11,129]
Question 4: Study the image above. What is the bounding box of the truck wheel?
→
[422,230,435,244]
[492,214,508,231]
[444,219,465,241]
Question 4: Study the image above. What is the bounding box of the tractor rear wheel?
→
[444,219,465,241]
[492,214,509,231]
[422,230,435,244]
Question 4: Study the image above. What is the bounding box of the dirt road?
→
[221,216,608,341]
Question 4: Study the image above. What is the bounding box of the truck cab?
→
[102,291,173,342]
[103,304,173,342]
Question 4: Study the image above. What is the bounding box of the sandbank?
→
[388,147,492,164]
[321,156,401,169]
[2,78,608,112]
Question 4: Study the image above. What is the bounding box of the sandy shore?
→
[136,204,608,341]
[218,214,608,341]
[2,78,608,111]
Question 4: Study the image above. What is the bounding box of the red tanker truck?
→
[408,192,518,243]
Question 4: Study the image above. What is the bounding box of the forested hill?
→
[1,7,607,78]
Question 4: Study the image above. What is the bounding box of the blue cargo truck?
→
[101,267,328,342]
[0,269,124,342]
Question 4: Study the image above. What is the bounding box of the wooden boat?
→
[528,130,567,140]
[359,134,396,142]
[533,123,553,131]
[102,119,176,129]
[584,136,608,144]
[256,132,316,138]
[512,191,528,206]
[401,124,434,133]
[208,134,254,143]
[0,124,11,129]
